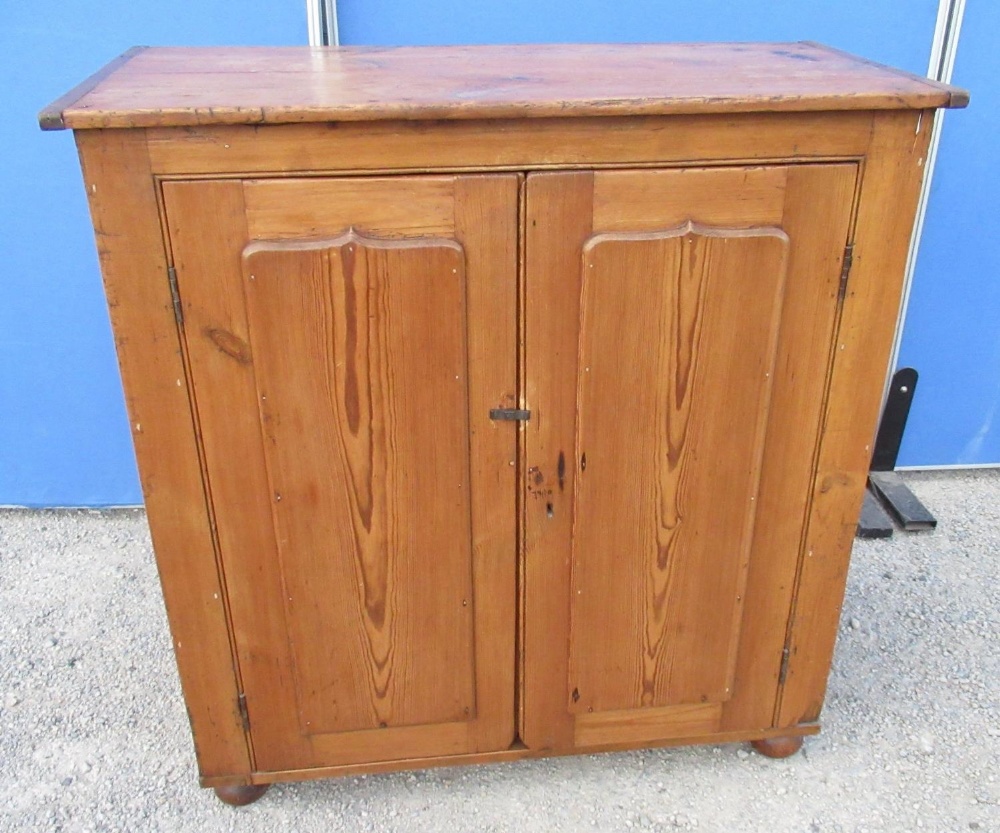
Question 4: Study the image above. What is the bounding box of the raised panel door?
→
[163,174,519,772]
[522,165,859,750]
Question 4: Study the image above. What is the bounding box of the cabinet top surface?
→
[40,42,968,131]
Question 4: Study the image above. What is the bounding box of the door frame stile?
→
[154,173,259,774]
[515,172,528,743]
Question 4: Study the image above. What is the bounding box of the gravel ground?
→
[1,470,997,833]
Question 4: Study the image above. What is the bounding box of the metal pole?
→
[306,0,340,46]
[887,0,967,378]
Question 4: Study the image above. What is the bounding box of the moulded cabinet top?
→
[40,42,968,131]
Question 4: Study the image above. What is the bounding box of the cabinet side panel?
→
[779,112,933,726]
[74,131,250,779]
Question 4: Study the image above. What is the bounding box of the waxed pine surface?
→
[40,42,966,130]
[1,470,997,832]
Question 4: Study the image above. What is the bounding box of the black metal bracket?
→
[871,367,918,472]
[857,367,937,537]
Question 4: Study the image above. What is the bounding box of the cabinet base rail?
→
[201,723,818,794]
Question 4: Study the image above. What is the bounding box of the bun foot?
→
[750,735,804,759]
[213,784,270,806]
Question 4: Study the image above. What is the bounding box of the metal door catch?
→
[489,408,531,421]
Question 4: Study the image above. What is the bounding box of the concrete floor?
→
[0,470,997,832]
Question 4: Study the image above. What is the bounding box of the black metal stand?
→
[856,367,937,538]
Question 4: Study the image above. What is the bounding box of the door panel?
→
[569,225,789,715]
[523,165,858,750]
[242,234,474,736]
[163,175,519,772]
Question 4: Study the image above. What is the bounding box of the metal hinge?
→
[837,244,855,302]
[237,692,250,732]
[489,408,531,422]
[167,265,184,327]
[778,646,791,686]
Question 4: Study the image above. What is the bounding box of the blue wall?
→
[897,1,1000,466]
[0,2,306,506]
[337,0,937,72]
[5,1,985,506]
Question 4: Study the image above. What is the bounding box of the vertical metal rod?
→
[886,0,967,385]
[306,0,322,46]
[306,0,340,46]
[324,0,341,46]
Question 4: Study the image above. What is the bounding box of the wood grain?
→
[521,171,594,752]
[161,179,297,774]
[592,167,788,229]
[718,163,860,732]
[515,173,529,741]
[574,703,723,747]
[164,174,518,772]
[144,112,876,177]
[74,131,251,779]
[778,111,934,727]
[523,163,859,753]
[243,233,476,736]
[453,174,520,753]
[567,224,788,715]
[243,177,456,239]
[42,42,967,131]
[38,46,147,130]
[62,52,955,788]
[203,722,819,788]
[802,41,970,108]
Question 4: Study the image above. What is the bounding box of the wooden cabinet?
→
[42,43,966,804]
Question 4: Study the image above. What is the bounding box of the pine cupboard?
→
[40,43,967,805]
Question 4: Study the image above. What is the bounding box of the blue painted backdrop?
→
[897,1,999,466]
[336,0,937,74]
[0,2,306,506]
[5,0,987,506]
